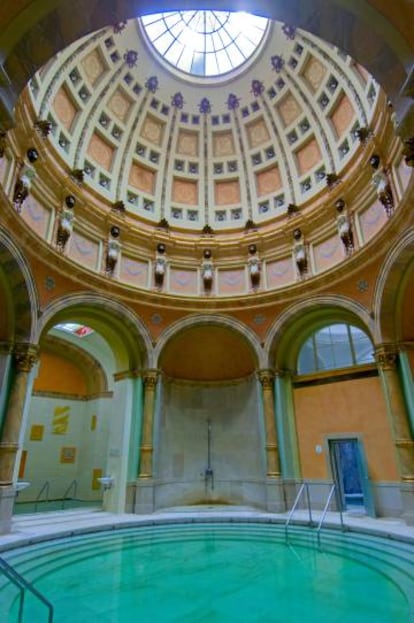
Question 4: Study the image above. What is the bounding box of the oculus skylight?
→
[141,10,268,78]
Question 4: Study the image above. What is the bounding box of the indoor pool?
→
[1,522,413,622]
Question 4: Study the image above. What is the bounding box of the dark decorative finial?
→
[227,93,240,111]
[27,148,39,163]
[326,172,340,189]
[145,76,159,93]
[157,218,170,231]
[65,195,76,208]
[112,200,126,215]
[271,55,284,73]
[287,203,299,218]
[201,224,214,236]
[34,119,52,138]
[251,80,265,97]
[171,92,185,109]
[70,169,84,185]
[355,126,372,144]
[199,98,211,114]
[244,219,258,232]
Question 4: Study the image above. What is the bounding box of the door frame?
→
[325,434,376,517]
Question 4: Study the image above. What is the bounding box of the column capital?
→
[142,369,160,388]
[274,367,294,379]
[13,343,39,372]
[0,342,13,355]
[257,369,275,388]
[375,344,399,370]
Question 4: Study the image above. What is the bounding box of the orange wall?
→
[293,376,399,481]
[33,352,88,396]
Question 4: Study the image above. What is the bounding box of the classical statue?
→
[13,148,38,212]
[247,244,261,288]
[201,249,214,291]
[335,199,354,255]
[105,226,121,276]
[56,195,76,252]
[154,243,167,287]
[293,228,308,278]
[370,154,394,217]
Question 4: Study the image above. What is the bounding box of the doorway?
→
[328,438,375,516]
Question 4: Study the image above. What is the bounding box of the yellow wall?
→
[293,375,399,481]
[33,352,88,396]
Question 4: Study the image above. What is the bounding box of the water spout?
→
[204,419,214,490]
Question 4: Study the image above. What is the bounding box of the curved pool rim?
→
[1,511,414,623]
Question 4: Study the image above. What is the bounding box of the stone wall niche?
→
[154,376,266,510]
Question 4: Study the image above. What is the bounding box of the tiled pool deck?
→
[1,506,413,552]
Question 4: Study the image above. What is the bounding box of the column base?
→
[134,479,155,514]
[400,480,414,525]
[265,478,285,513]
[0,485,15,534]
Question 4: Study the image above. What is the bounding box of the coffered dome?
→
[27,15,379,231]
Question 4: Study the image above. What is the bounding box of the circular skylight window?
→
[141,11,269,78]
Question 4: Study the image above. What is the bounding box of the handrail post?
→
[316,483,338,548]
[0,555,54,621]
[285,482,305,541]
[305,482,313,526]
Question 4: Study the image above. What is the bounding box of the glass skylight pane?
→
[141,10,268,78]
[205,53,219,76]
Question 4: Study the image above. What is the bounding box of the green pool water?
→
[1,523,413,622]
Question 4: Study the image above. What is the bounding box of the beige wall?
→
[293,375,399,481]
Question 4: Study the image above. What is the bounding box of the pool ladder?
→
[0,555,54,622]
[285,482,345,546]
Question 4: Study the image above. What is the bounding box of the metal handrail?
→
[316,483,344,547]
[285,481,313,541]
[61,479,77,509]
[34,481,50,512]
[0,555,54,622]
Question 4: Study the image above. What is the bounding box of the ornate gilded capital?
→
[375,345,398,370]
[13,343,39,372]
[257,369,275,389]
[143,369,159,389]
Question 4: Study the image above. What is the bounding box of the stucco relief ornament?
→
[227,93,240,111]
[270,55,284,73]
[199,98,211,114]
[282,24,296,40]
[145,76,159,93]
[171,92,185,109]
[34,119,52,138]
[123,49,138,68]
[251,79,265,97]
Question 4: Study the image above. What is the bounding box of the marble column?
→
[258,369,284,512]
[0,343,38,533]
[258,369,281,477]
[138,369,159,479]
[376,345,414,523]
[274,369,301,479]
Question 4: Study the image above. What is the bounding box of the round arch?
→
[0,1,412,130]
[154,313,264,372]
[264,295,374,370]
[0,226,38,343]
[373,228,414,344]
[37,292,153,371]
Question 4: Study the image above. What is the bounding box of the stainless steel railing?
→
[0,555,54,622]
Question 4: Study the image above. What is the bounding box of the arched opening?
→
[15,297,151,515]
[267,302,400,516]
[153,323,265,509]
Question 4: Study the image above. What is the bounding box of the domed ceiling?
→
[27,13,378,232]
